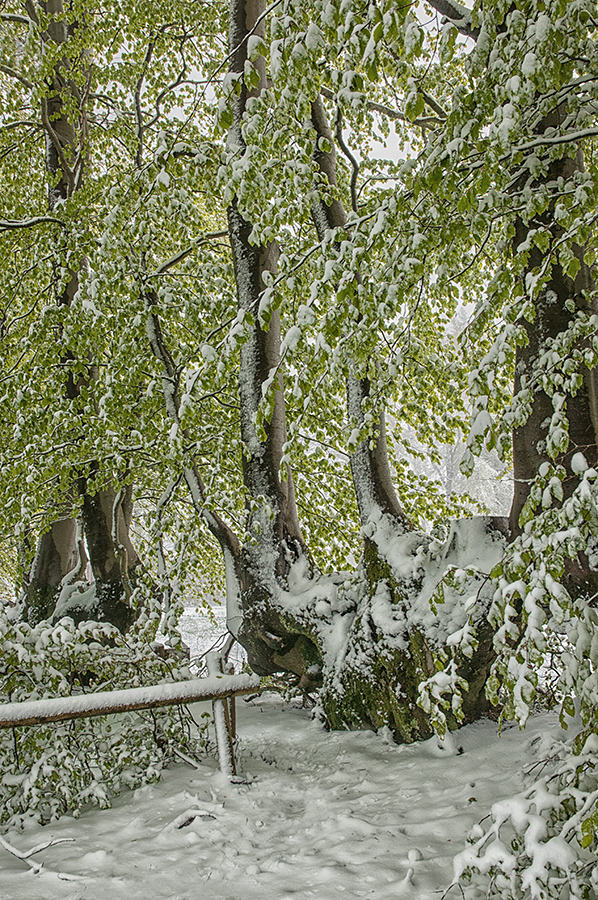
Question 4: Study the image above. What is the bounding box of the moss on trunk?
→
[317,541,497,743]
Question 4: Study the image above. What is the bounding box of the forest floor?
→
[0,687,565,900]
[0,606,571,899]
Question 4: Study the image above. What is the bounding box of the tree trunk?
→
[76,477,139,632]
[23,0,142,630]
[24,519,81,625]
[509,112,598,598]
[220,0,322,687]
[309,94,498,740]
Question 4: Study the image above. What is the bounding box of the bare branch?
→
[0,835,74,862]
[134,37,157,168]
[0,13,30,25]
[421,90,447,119]
[0,119,38,132]
[154,230,229,275]
[335,107,359,213]
[146,40,190,131]
[0,834,75,877]
[23,0,40,27]
[142,286,240,555]
[320,86,442,128]
[514,126,598,153]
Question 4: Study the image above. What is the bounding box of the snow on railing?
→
[0,672,260,777]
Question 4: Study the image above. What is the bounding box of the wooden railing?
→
[0,670,260,777]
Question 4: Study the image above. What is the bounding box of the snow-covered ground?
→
[0,690,564,900]
[0,607,571,899]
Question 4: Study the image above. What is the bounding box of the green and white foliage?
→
[226,0,597,888]
[0,0,597,885]
[0,607,202,831]
[454,728,598,900]
[448,454,598,897]
[215,0,484,532]
[0,0,237,593]
[389,1,598,895]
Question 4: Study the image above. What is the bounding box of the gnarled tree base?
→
[245,521,505,743]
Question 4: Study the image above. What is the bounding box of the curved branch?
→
[154,230,229,275]
[0,13,30,25]
[0,216,65,231]
[0,63,33,90]
[0,119,38,132]
[334,108,359,213]
[320,86,441,128]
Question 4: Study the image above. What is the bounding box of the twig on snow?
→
[0,834,75,876]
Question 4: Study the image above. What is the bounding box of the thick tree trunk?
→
[22,0,82,622]
[220,0,322,686]
[509,115,598,597]
[24,519,81,625]
[310,94,498,739]
[23,0,142,630]
[76,478,139,632]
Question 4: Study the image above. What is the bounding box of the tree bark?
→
[24,519,81,625]
[220,0,322,685]
[509,111,598,596]
[22,0,143,629]
[76,477,139,632]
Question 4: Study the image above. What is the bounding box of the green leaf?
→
[405,93,425,122]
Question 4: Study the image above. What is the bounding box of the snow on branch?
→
[0,62,34,89]
[0,835,75,877]
[425,0,479,39]
[0,216,65,231]
[512,126,598,153]
[0,13,30,25]
[320,86,442,129]
[154,230,229,275]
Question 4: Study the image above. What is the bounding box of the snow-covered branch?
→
[154,230,229,275]
[0,215,64,231]
[320,86,442,129]
[0,62,33,89]
[425,0,479,39]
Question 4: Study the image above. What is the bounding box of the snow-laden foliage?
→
[443,461,598,898]
[454,729,598,900]
[0,0,597,892]
[0,606,203,831]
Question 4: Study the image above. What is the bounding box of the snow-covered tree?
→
[1,0,598,887]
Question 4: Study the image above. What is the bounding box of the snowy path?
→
[0,693,562,900]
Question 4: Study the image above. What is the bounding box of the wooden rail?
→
[0,672,260,777]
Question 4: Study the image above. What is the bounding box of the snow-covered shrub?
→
[454,729,598,900]
[438,461,598,898]
[0,606,205,830]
